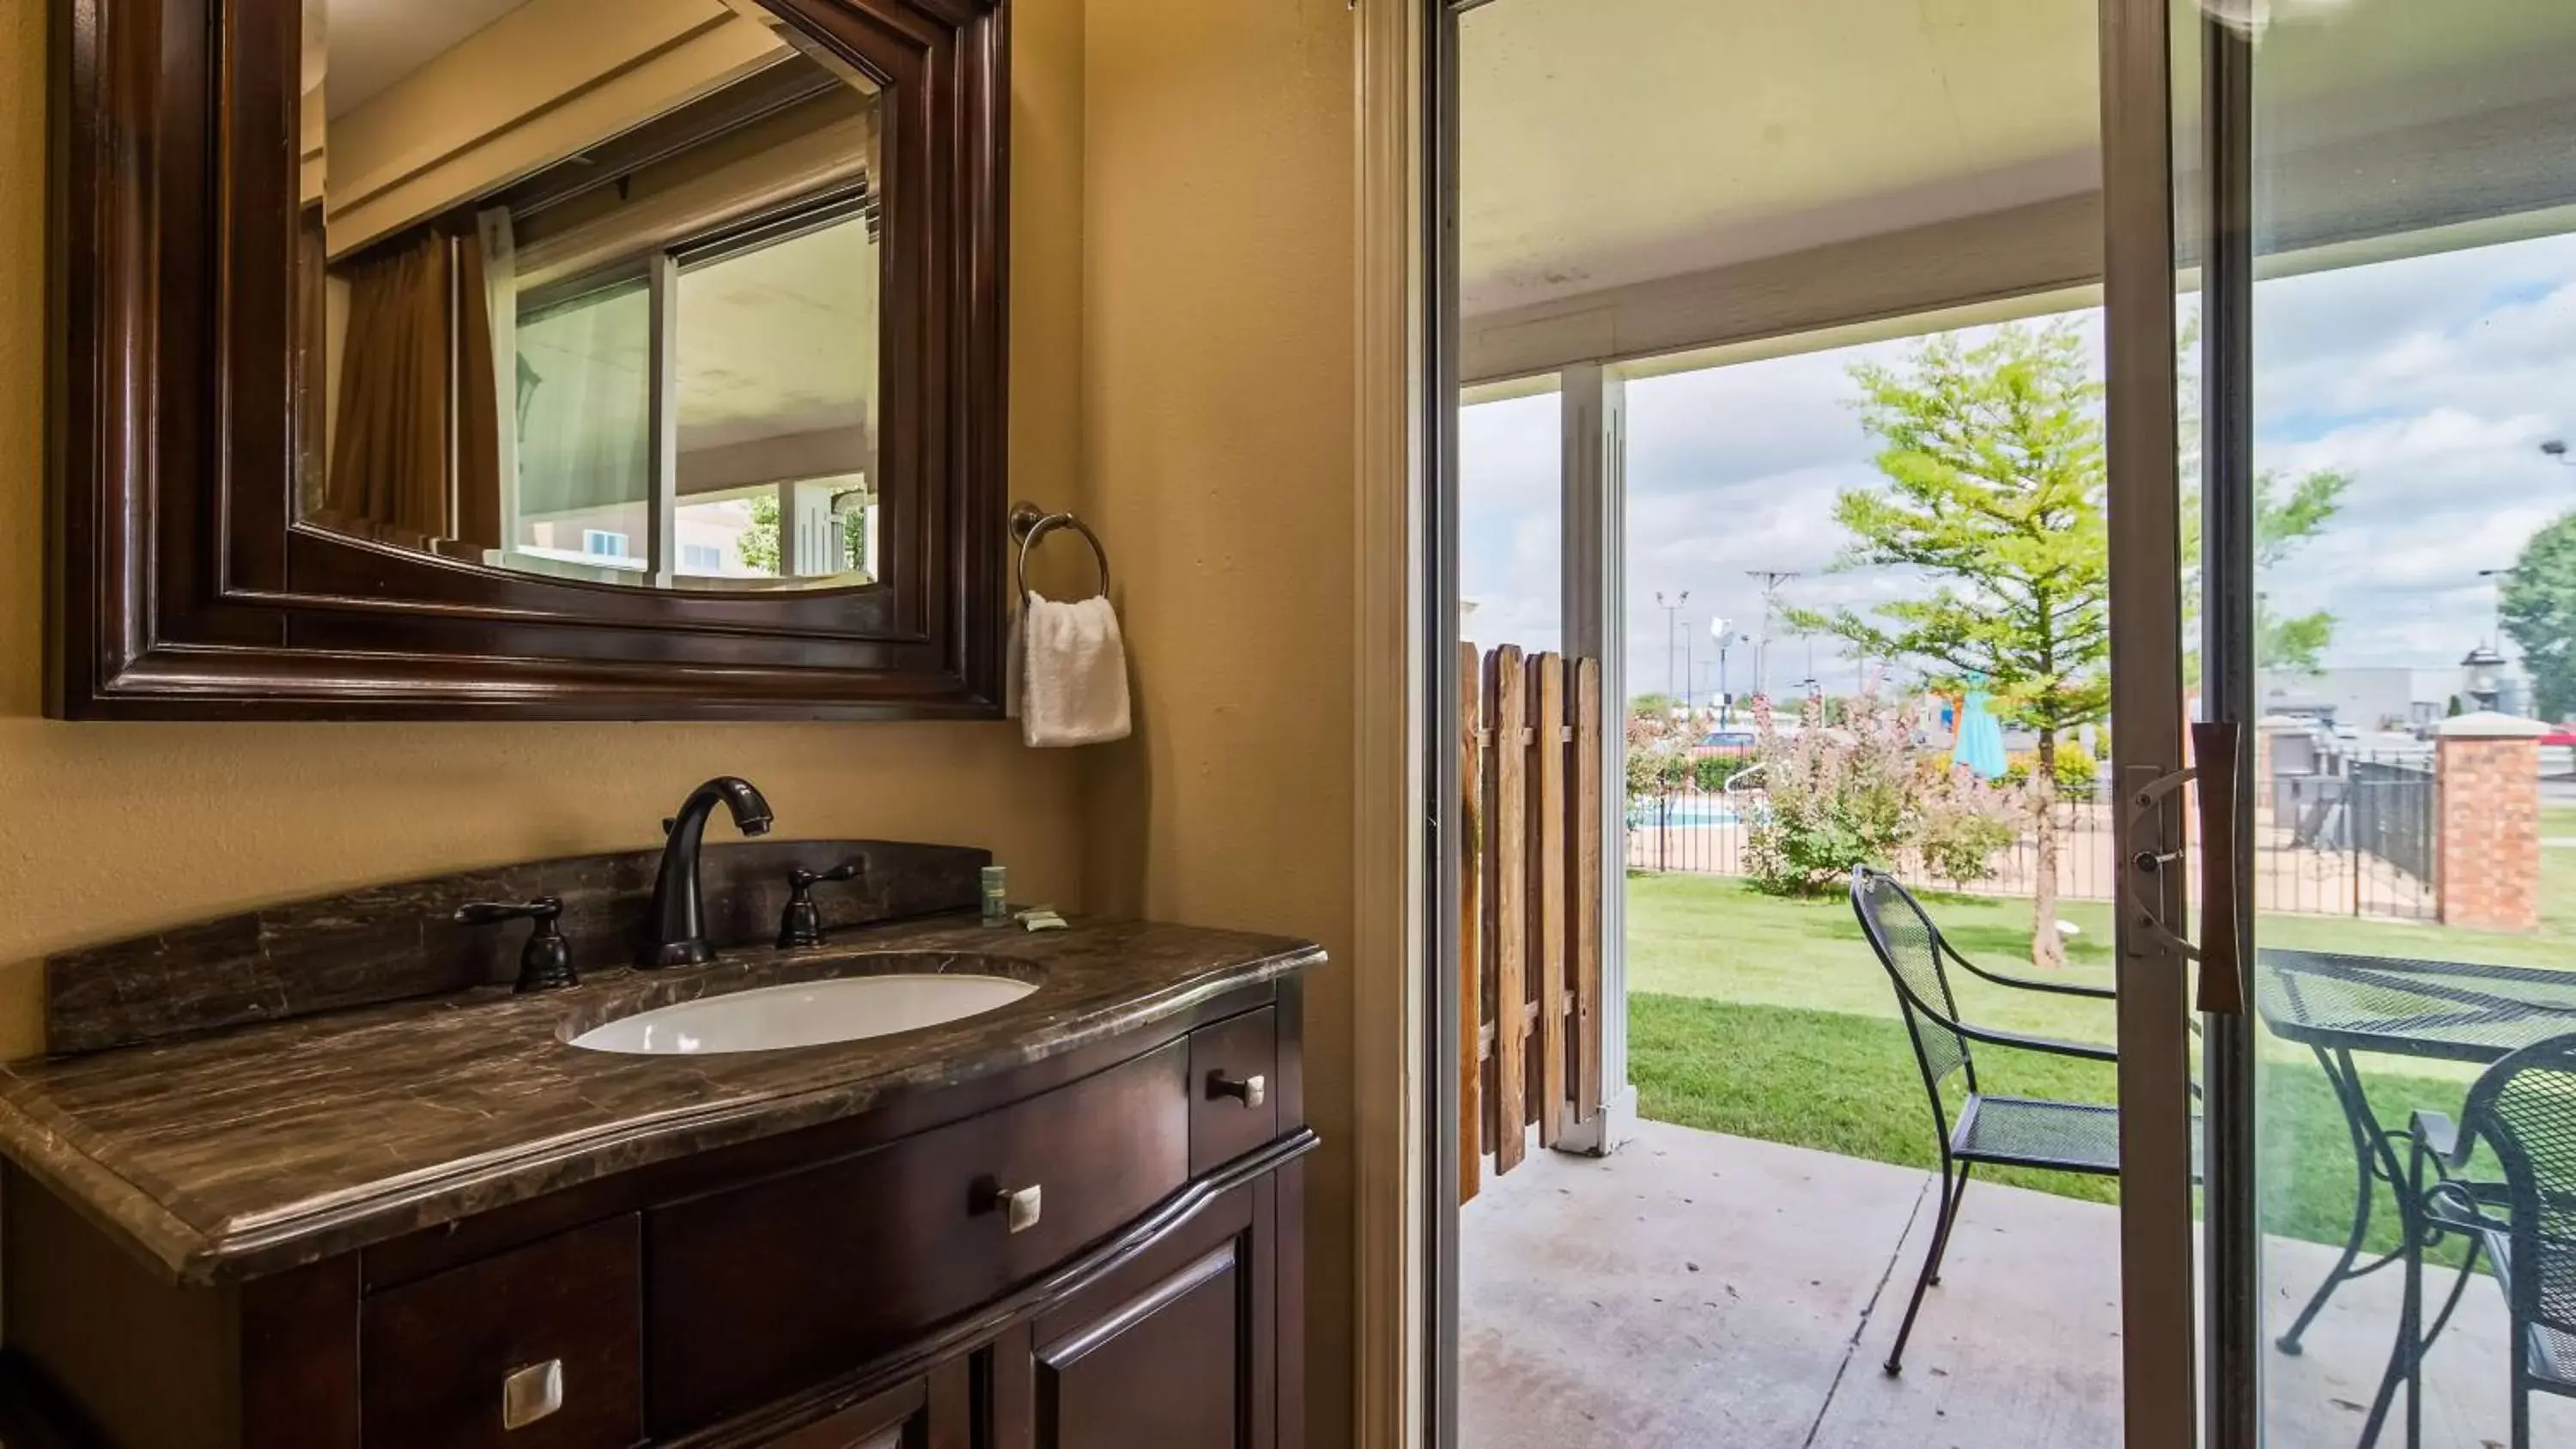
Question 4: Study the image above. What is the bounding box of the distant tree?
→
[1628,692,1681,720]
[2173,314,2349,678]
[737,497,783,574]
[2501,511,2576,721]
[2180,470,2351,676]
[737,495,871,579]
[1789,321,2106,967]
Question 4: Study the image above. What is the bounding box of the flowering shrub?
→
[1999,739,2101,801]
[1918,769,2021,890]
[1624,710,1695,829]
[1740,692,2016,895]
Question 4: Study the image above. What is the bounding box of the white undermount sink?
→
[569,973,1037,1056]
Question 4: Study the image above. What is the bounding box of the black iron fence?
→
[1630,745,2440,922]
[2348,755,2437,885]
[1623,788,2125,903]
[2263,748,2437,919]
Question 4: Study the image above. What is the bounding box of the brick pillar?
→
[2436,712,2548,932]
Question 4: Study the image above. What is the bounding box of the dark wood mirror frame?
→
[46,0,1009,720]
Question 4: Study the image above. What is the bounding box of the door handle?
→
[2122,726,2247,1017]
[2190,721,2245,1016]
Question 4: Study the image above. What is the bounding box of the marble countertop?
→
[0,915,1323,1285]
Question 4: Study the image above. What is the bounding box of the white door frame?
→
[1352,2,1428,1446]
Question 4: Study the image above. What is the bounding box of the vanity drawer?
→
[361,1215,641,1449]
[1189,1005,1280,1173]
[645,1038,1190,1431]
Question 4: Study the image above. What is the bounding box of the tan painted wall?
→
[6,0,1367,1423]
[1079,0,1359,1435]
[0,0,1091,1058]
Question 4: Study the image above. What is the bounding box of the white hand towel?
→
[1021,593,1132,747]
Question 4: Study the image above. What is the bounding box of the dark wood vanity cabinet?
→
[1012,1172,1288,1449]
[0,985,1309,1449]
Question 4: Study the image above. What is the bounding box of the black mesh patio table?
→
[2254,949,2576,1370]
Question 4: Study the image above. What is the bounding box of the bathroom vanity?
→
[0,839,1318,1447]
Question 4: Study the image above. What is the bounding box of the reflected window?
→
[307,5,883,592]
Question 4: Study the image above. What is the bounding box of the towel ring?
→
[1009,502,1111,600]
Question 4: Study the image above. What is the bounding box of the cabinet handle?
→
[501,1359,563,1430]
[985,1182,1043,1234]
[1208,1071,1267,1109]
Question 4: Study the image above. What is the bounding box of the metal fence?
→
[2348,755,2436,886]
[1629,748,2439,922]
[2264,748,2437,919]
[1625,787,2125,902]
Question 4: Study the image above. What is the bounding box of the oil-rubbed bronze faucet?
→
[640,777,774,968]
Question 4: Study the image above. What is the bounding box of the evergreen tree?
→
[1790,322,2107,967]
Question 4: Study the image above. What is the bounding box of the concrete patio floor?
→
[1461,1120,2573,1448]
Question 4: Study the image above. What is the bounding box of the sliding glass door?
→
[1428,3,2576,1446]
[2197,3,2576,1447]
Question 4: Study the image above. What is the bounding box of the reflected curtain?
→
[324,226,502,548]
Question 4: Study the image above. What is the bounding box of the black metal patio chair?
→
[2384,1031,2576,1449]
[1848,864,2130,1375]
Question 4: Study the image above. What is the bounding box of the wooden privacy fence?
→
[1459,643,1606,1203]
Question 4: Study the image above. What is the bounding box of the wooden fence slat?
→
[1519,652,1539,1133]
[1572,658,1604,1122]
[1480,661,1503,1167]
[1458,646,1604,1195]
[1488,646,1528,1173]
[1534,654,1568,1149]
[1457,641,1485,1204]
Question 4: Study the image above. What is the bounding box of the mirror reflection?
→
[301,0,884,591]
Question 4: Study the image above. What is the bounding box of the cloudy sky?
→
[1461,228,2576,705]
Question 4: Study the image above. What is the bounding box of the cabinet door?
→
[1006,1177,1279,1449]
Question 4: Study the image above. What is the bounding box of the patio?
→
[1461,1120,2573,1448]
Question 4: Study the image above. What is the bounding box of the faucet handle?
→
[778,859,865,949]
[455,898,577,993]
[789,860,863,891]
[456,898,562,927]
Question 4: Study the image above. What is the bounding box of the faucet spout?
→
[640,777,774,968]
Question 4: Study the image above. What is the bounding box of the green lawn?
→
[1625,871,2575,1252]
[2542,803,2576,840]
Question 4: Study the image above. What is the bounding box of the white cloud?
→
[1460,227,2576,699]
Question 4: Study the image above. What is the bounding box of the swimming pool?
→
[1642,798,1751,828]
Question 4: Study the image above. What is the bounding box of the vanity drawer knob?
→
[987,1183,1043,1234]
[1208,1071,1267,1109]
[501,1359,563,1430]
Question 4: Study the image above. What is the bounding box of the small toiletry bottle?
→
[981,865,1010,926]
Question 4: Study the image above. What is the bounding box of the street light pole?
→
[1708,617,1732,726]
[1655,590,1690,706]
[1747,571,1798,701]
[1681,621,1696,714]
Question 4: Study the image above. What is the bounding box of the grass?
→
[1625,871,2575,1252]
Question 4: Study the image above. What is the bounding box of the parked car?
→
[1693,729,1758,757]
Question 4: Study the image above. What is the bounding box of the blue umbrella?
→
[1953,681,2008,779]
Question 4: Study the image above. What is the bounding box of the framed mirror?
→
[48,0,1008,719]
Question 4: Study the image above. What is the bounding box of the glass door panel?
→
[2209,3,2576,1446]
